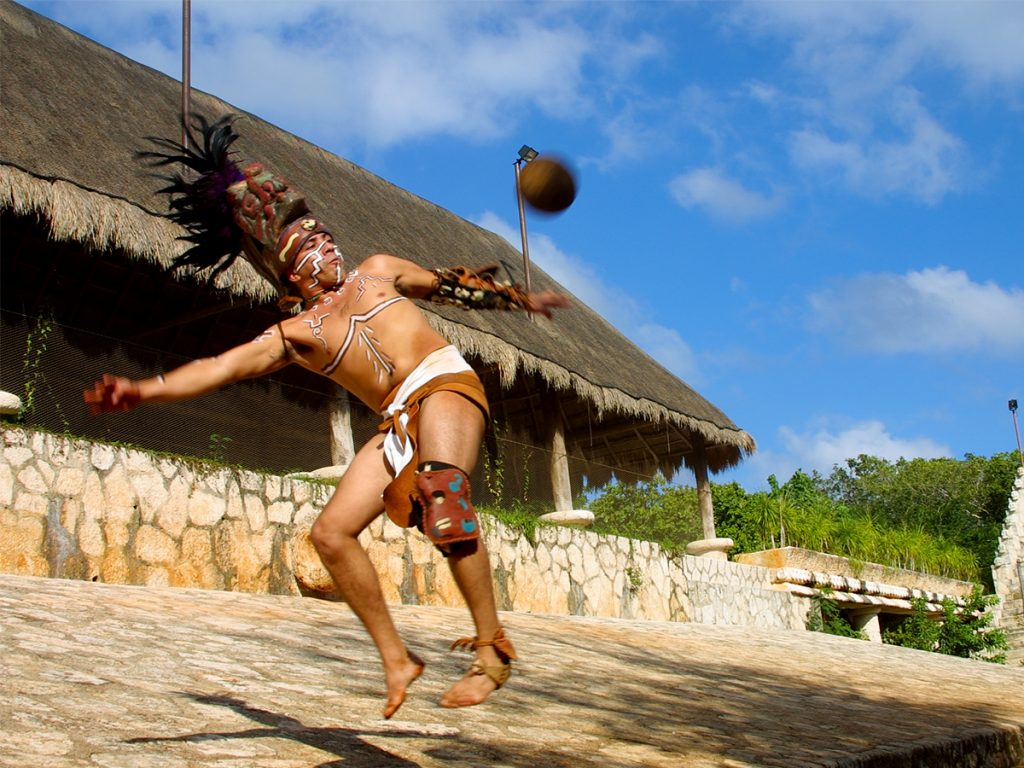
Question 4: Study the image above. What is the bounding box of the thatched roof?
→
[1,1,754,481]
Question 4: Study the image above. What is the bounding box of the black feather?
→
[138,114,246,281]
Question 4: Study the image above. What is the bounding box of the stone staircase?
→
[992,466,1024,665]
[1000,592,1024,666]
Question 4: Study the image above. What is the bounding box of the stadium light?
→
[1011,399,1023,471]
[513,145,539,297]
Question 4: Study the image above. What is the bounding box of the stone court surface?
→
[2,574,1023,768]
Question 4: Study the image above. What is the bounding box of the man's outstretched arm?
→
[84,327,293,415]
[384,255,570,318]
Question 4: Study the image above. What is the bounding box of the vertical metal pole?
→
[181,0,191,149]
[1011,403,1024,471]
[513,160,533,296]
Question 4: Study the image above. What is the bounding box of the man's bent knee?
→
[310,515,358,563]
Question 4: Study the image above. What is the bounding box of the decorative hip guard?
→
[415,467,480,547]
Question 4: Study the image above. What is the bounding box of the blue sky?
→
[20,0,1024,490]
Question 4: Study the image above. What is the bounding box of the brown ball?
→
[519,156,577,213]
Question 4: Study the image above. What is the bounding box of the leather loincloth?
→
[378,348,489,528]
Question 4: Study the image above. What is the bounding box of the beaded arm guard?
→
[429,265,530,311]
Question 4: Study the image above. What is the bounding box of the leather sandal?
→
[449,627,517,688]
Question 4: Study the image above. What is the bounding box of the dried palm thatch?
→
[1,1,755,480]
[0,165,272,300]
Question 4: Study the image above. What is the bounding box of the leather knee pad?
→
[415,465,480,548]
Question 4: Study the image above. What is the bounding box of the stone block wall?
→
[736,546,975,597]
[991,466,1024,664]
[0,426,808,631]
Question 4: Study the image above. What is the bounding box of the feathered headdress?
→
[138,114,312,291]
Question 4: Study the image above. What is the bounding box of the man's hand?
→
[84,374,142,415]
[524,290,571,319]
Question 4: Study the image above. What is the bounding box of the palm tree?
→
[788,498,837,553]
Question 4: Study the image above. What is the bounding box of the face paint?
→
[292,237,340,290]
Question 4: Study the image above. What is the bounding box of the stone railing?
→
[735,547,976,642]
[735,546,975,597]
[769,566,967,612]
[1,426,808,631]
[991,466,1024,663]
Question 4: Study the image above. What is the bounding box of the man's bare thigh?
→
[320,433,392,537]
[417,391,486,473]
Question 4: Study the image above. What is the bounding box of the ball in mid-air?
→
[519,155,577,213]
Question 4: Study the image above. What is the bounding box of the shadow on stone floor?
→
[482,629,1024,767]
[4,576,1022,768]
[153,611,1024,767]
[127,692,425,768]
[122,638,1023,768]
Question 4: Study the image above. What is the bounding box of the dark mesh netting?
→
[1,212,617,508]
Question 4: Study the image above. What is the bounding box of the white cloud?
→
[191,6,594,148]
[475,212,700,382]
[669,167,785,224]
[730,1,1024,204]
[736,1,1024,87]
[790,89,967,204]
[808,267,1024,356]
[885,2,1024,86]
[28,1,636,151]
[777,420,951,476]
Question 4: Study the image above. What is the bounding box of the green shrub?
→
[806,588,866,640]
[883,586,1008,663]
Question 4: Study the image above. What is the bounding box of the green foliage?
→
[207,433,233,464]
[585,474,702,553]
[19,315,70,432]
[806,588,865,640]
[482,421,535,506]
[710,482,761,553]
[477,500,553,545]
[713,465,987,581]
[482,441,505,503]
[818,453,1018,588]
[883,586,1008,663]
[882,599,940,652]
[585,452,1009,583]
[625,565,644,592]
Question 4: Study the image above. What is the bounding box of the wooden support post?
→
[692,433,716,540]
[329,389,355,467]
[548,402,574,512]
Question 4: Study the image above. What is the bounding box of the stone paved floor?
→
[2,574,1023,768]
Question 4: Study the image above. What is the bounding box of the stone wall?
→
[991,465,1024,664]
[736,546,975,597]
[0,426,808,631]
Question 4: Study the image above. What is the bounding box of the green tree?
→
[818,452,1018,587]
[583,452,1009,583]
[710,482,760,554]
[787,497,837,553]
[587,474,702,552]
[881,599,939,652]
[883,586,1008,664]
[806,589,865,640]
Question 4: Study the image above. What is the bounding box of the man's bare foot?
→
[382,651,425,719]
[438,660,504,709]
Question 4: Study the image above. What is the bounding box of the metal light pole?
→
[513,145,538,296]
[1011,399,1023,472]
[181,0,191,148]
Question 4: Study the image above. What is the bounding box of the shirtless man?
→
[84,117,568,718]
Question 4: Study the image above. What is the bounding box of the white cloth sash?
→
[381,345,472,476]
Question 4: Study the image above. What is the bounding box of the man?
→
[84,115,568,718]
